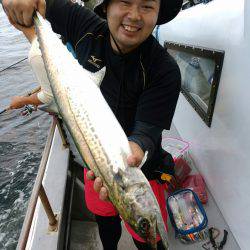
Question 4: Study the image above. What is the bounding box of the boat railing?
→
[17,116,69,250]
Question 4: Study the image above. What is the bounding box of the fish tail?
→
[156,213,169,250]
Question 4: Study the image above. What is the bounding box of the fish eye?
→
[138,217,150,236]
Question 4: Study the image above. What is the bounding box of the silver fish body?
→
[34,13,169,249]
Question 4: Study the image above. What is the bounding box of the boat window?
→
[182,0,213,10]
[165,41,224,127]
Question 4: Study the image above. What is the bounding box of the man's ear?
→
[102,5,107,13]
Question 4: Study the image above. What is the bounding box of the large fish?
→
[34,13,169,249]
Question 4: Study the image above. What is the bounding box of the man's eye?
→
[142,5,153,10]
[121,0,130,4]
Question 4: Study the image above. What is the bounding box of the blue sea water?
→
[0,7,51,249]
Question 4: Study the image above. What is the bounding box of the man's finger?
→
[86,170,95,180]
[99,187,108,201]
[3,0,22,25]
[7,9,19,25]
[7,14,15,25]
[37,0,46,18]
[22,7,34,26]
[127,155,139,167]
[93,177,102,193]
[16,10,24,26]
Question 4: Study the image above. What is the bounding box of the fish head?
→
[132,203,169,249]
[123,179,168,249]
[127,186,159,248]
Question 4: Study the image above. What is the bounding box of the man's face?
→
[106,0,160,54]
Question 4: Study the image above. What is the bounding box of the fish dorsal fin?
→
[89,67,106,87]
[138,151,148,169]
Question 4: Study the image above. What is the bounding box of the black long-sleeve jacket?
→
[2,0,181,179]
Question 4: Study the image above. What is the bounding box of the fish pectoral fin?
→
[90,66,106,87]
[138,151,148,169]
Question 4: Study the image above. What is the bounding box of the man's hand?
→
[127,141,145,167]
[2,0,46,27]
[86,141,145,201]
[9,96,26,109]
[6,14,36,42]
[9,93,42,109]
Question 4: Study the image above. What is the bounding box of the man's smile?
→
[122,24,142,32]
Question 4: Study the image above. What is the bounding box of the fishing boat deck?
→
[70,220,137,250]
[69,126,240,250]
[70,189,240,250]
[26,124,240,250]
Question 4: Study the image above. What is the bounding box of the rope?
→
[0,57,28,74]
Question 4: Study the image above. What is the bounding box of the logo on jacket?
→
[88,55,102,69]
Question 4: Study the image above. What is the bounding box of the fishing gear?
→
[0,108,7,115]
[0,103,37,117]
[26,86,41,96]
[0,57,28,74]
[0,86,41,116]
[0,105,37,117]
[202,227,220,250]
[218,230,228,250]
[209,227,228,250]
[20,105,37,116]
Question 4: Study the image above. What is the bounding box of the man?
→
[2,0,182,249]
[6,23,53,110]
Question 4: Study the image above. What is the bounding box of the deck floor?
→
[70,220,137,250]
[70,190,240,250]
[69,126,240,250]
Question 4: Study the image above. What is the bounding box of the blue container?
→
[167,189,208,243]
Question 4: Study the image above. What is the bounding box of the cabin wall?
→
[158,0,249,249]
[245,0,250,39]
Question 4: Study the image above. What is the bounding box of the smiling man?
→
[2,0,183,249]
[105,0,160,53]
